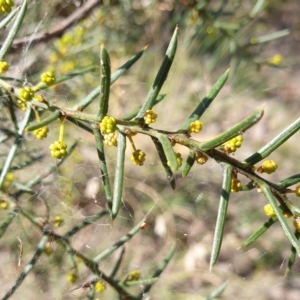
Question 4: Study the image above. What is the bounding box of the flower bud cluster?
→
[195,152,208,164]
[103,132,118,147]
[52,215,64,227]
[143,110,157,125]
[19,86,35,102]
[33,126,49,140]
[0,61,9,73]
[189,120,203,133]
[2,172,15,193]
[131,149,146,166]
[231,178,241,192]
[223,135,243,154]
[261,160,278,174]
[100,116,116,134]
[95,281,106,293]
[264,204,276,217]
[0,0,14,14]
[41,71,56,86]
[124,270,141,282]
[167,152,182,168]
[50,141,67,159]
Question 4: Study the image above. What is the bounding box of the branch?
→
[7,0,102,49]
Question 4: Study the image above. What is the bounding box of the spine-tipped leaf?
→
[112,132,126,220]
[97,44,111,119]
[201,109,264,151]
[180,68,230,132]
[241,217,277,248]
[210,163,232,269]
[261,184,300,256]
[182,149,195,177]
[157,133,179,171]
[151,136,175,189]
[135,26,178,119]
[245,116,300,165]
[0,0,27,61]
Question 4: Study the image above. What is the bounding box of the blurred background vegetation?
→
[1,0,300,299]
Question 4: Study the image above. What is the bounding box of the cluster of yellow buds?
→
[295,186,300,197]
[259,160,278,174]
[41,71,56,86]
[231,177,242,192]
[19,86,35,102]
[0,61,9,73]
[195,152,208,165]
[263,204,276,218]
[0,0,14,14]
[1,172,15,193]
[263,203,292,218]
[268,54,282,66]
[143,110,157,125]
[67,272,78,284]
[0,199,9,209]
[124,270,141,282]
[17,99,27,111]
[189,120,203,133]
[100,116,117,134]
[33,126,49,140]
[167,152,182,168]
[131,149,146,166]
[49,141,67,159]
[52,215,64,227]
[103,132,118,147]
[94,281,106,293]
[223,135,243,154]
[43,242,54,256]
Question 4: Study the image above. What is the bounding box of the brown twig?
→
[7,0,102,49]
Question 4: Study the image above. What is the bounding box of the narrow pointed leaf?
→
[203,281,228,300]
[210,163,232,269]
[0,104,31,188]
[182,149,195,177]
[250,29,290,45]
[279,173,300,190]
[135,26,178,119]
[63,210,109,239]
[241,217,277,248]
[111,46,147,84]
[0,209,18,239]
[0,0,27,61]
[110,247,126,278]
[112,132,126,220]
[25,110,61,131]
[245,116,300,165]
[250,0,266,18]
[119,278,158,287]
[93,218,145,263]
[201,109,264,151]
[76,47,147,111]
[140,243,176,296]
[93,128,112,211]
[151,136,175,189]
[0,7,19,30]
[97,44,111,119]
[157,133,178,171]
[180,68,230,132]
[261,184,300,256]
[285,230,300,277]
